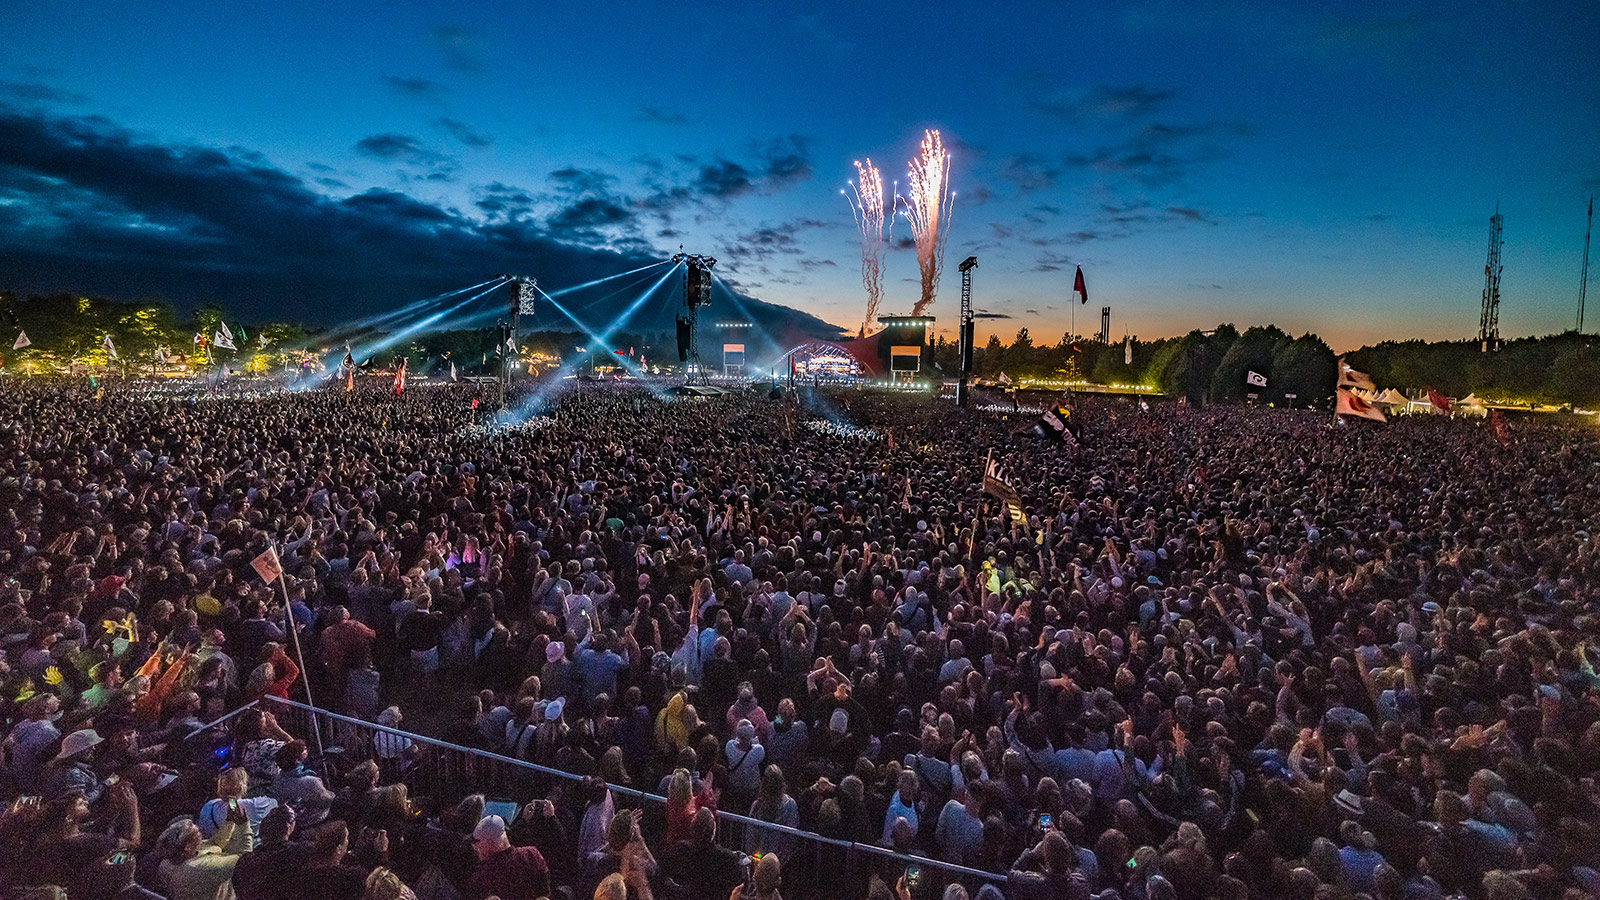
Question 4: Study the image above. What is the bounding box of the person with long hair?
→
[745,764,799,863]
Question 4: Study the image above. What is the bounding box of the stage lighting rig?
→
[671,252,717,384]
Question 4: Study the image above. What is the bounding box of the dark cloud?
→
[1001,153,1063,193]
[474,182,534,217]
[757,135,813,185]
[547,197,635,231]
[1165,205,1211,223]
[724,219,827,264]
[0,80,89,105]
[435,118,492,147]
[1033,83,1177,122]
[354,133,444,164]
[382,75,449,99]
[1065,120,1250,187]
[694,160,756,199]
[432,26,484,74]
[548,167,617,195]
[0,107,843,341]
[637,106,688,125]
[892,236,916,251]
[973,311,1012,319]
[1186,282,1225,291]
[1024,309,1040,316]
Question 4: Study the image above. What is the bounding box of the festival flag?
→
[341,347,355,370]
[257,333,267,348]
[102,334,118,359]
[997,371,1014,387]
[212,329,236,351]
[1337,358,1376,392]
[345,367,354,392]
[1336,388,1387,422]
[250,546,283,584]
[450,361,458,382]
[156,347,168,364]
[394,357,408,394]
[982,449,1027,524]
[1427,388,1453,413]
[12,331,30,350]
[1246,370,1268,388]
[194,332,205,345]
[1033,404,1079,446]
[1124,335,1132,366]
[505,335,516,355]
[1073,265,1088,305]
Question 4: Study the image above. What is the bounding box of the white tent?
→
[1377,388,1408,406]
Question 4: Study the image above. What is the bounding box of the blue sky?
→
[1,0,1596,350]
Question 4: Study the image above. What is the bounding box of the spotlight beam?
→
[544,260,672,298]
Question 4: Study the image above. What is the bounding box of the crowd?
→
[0,376,1597,900]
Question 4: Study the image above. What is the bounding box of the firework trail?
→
[903,130,954,316]
[846,158,888,336]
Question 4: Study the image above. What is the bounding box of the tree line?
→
[5,291,1599,406]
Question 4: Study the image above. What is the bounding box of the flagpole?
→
[272,544,325,760]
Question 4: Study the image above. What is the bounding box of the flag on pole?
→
[345,366,354,392]
[250,546,283,584]
[1246,370,1268,388]
[156,347,168,364]
[1124,335,1132,366]
[997,371,1013,387]
[1336,388,1387,422]
[213,329,236,351]
[982,449,1027,524]
[505,335,516,355]
[1033,404,1080,446]
[450,361,458,382]
[194,332,205,345]
[341,347,355,370]
[394,357,408,394]
[1427,388,1452,413]
[258,333,267,348]
[12,331,29,350]
[103,334,118,359]
[1073,265,1088,305]
[1336,358,1375,392]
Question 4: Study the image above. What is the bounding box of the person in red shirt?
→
[468,815,549,900]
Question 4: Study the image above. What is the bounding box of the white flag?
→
[450,361,458,382]
[103,334,118,359]
[1246,370,1267,388]
[156,347,168,364]
[250,546,283,584]
[213,329,237,351]
[12,331,29,350]
[505,336,516,355]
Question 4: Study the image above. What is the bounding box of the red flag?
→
[1337,388,1387,422]
[1073,265,1088,305]
[394,357,408,395]
[345,367,354,392]
[251,547,283,584]
[1427,388,1452,413]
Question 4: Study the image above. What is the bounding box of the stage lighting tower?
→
[672,252,717,385]
[957,255,977,407]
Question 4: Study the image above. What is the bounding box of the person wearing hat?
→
[467,814,549,900]
[37,728,104,803]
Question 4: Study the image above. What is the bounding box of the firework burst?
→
[845,158,888,336]
[903,130,954,316]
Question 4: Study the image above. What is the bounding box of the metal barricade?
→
[238,696,1009,899]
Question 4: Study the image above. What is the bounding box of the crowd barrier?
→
[188,696,1010,898]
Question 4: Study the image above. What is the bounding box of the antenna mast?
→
[1478,206,1503,352]
[1580,196,1593,332]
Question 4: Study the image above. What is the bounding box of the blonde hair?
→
[666,768,694,807]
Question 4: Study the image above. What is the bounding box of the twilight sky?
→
[1,0,1596,351]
